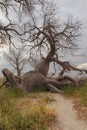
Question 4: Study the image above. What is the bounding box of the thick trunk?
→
[35,42,56,77]
[46,42,56,62]
[22,71,48,92]
[35,59,49,77]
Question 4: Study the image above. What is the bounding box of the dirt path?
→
[49,93,87,130]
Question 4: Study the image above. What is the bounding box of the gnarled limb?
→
[2,68,18,87]
[56,75,76,83]
[51,57,87,75]
[2,68,26,90]
[47,84,63,93]
[46,79,71,90]
[0,80,8,88]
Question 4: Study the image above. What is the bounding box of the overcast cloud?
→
[61,0,87,19]
[59,0,87,65]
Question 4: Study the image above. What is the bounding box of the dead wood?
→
[2,68,26,90]
[35,59,50,77]
[34,27,56,77]
[1,68,65,93]
[47,84,63,93]
[2,68,87,93]
[56,75,76,82]
[46,79,71,90]
[22,71,48,92]
[2,68,18,87]
[51,57,87,75]
[0,80,8,88]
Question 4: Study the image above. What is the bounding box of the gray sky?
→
[61,0,87,19]
[0,0,87,76]
[60,0,87,65]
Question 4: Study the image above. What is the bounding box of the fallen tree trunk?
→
[22,71,48,92]
[1,68,64,93]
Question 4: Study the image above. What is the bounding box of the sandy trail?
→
[49,93,87,130]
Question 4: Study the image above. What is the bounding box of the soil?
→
[48,93,87,130]
[74,98,87,120]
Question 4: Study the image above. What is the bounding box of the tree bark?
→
[46,79,72,89]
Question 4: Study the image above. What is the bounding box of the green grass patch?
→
[4,87,26,98]
[63,84,87,106]
[0,87,26,100]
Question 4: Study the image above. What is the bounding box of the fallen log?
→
[2,68,75,93]
[22,71,48,92]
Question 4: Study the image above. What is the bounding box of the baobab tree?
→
[0,0,87,92]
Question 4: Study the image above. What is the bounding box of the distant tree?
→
[4,47,28,77]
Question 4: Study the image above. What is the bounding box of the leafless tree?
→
[0,0,87,91]
[4,47,28,76]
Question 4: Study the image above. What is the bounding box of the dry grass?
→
[74,98,87,120]
[0,82,57,130]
